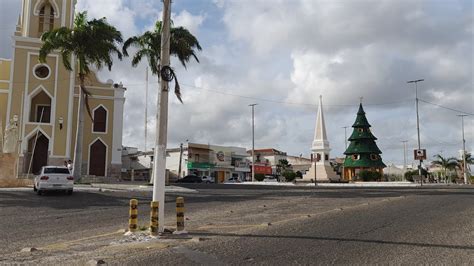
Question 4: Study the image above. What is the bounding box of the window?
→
[325,154,329,161]
[36,105,51,123]
[93,106,107,133]
[34,65,50,79]
[38,3,55,35]
[358,128,364,133]
[370,154,379,161]
[352,154,360,160]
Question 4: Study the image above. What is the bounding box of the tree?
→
[39,12,123,180]
[432,154,459,183]
[122,21,202,101]
[458,152,473,179]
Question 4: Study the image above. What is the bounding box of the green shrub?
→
[295,171,303,178]
[254,173,265,181]
[282,171,296,182]
[358,170,381,181]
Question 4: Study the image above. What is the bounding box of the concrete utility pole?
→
[144,67,148,154]
[343,126,349,149]
[402,140,408,180]
[457,114,468,184]
[152,0,171,233]
[178,143,183,179]
[407,79,424,185]
[249,104,257,182]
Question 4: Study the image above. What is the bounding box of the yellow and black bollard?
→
[150,201,159,236]
[175,197,186,233]
[129,199,138,232]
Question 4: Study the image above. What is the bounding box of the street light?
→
[249,104,257,182]
[407,79,424,185]
[457,114,468,184]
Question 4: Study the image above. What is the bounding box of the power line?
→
[419,98,473,115]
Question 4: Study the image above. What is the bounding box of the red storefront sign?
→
[253,165,272,175]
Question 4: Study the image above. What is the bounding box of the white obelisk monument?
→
[303,95,339,182]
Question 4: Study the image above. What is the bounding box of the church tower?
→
[302,95,339,182]
[1,0,125,178]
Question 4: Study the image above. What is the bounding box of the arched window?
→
[93,106,107,133]
[38,2,55,35]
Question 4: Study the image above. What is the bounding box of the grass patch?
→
[0,178,33,188]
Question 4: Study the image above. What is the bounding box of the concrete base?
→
[302,163,340,182]
[0,153,17,180]
[109,163,122,178]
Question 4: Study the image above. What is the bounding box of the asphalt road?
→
[0,184,473,265]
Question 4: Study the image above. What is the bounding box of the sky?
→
[0,0,473,167]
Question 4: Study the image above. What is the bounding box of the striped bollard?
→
[129,199,138,232]
[174,197,187,234]
[150,201,159,236]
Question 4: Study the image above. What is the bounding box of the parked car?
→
[34,166,74,195]
[225,176,241,183]
[201,176,215,184]
[263,175,278,182]
[176,175,203,183]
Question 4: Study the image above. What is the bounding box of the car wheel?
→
[206,181,211,184]
[36,189,42,195]
[67,190,73,195]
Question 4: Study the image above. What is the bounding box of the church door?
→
[29,133,49,174]
[89,140,106,176]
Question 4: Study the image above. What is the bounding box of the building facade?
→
[0,0,125,178]
[166,143,251,183]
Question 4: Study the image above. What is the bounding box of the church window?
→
[38,3,55,35]
[29,90,51,123]
[325,154,329,161]
[358,128,364,133]
[370,154,378,160]
[93,106,107,133]
[352,154,360,160]
[33,65,50,79]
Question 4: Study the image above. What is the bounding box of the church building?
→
[0,0,125,178]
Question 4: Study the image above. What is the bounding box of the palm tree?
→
[39,12,123,180]
[122,20,202,101]
[431,154,459,183]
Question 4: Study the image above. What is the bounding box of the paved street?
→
[0,185,472,264]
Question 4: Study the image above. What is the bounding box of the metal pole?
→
[249,104,257,182]
[402,140,408,181]
[458,115,468,184]
[407,79,424,186]
[152,0,171,233]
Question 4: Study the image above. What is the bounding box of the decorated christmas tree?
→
[343,103,386,181]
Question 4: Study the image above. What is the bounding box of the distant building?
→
[167,143,250,183]
[286,155,311,174]
[247,148,287,176]
[121,146,152,181]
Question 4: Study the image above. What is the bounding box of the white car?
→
[225,176,241,183]
[201,176,215,184]
[263,176,278,182]
[34,166,74,195]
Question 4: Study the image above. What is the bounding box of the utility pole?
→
[178,143,183,179]
[144,67,148,154]
[343,126,349,149]
[407,79,424,186]
[401,140,408,181]
[152,0,171,233]
[457,114,468,184]
[249,104,257,182]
